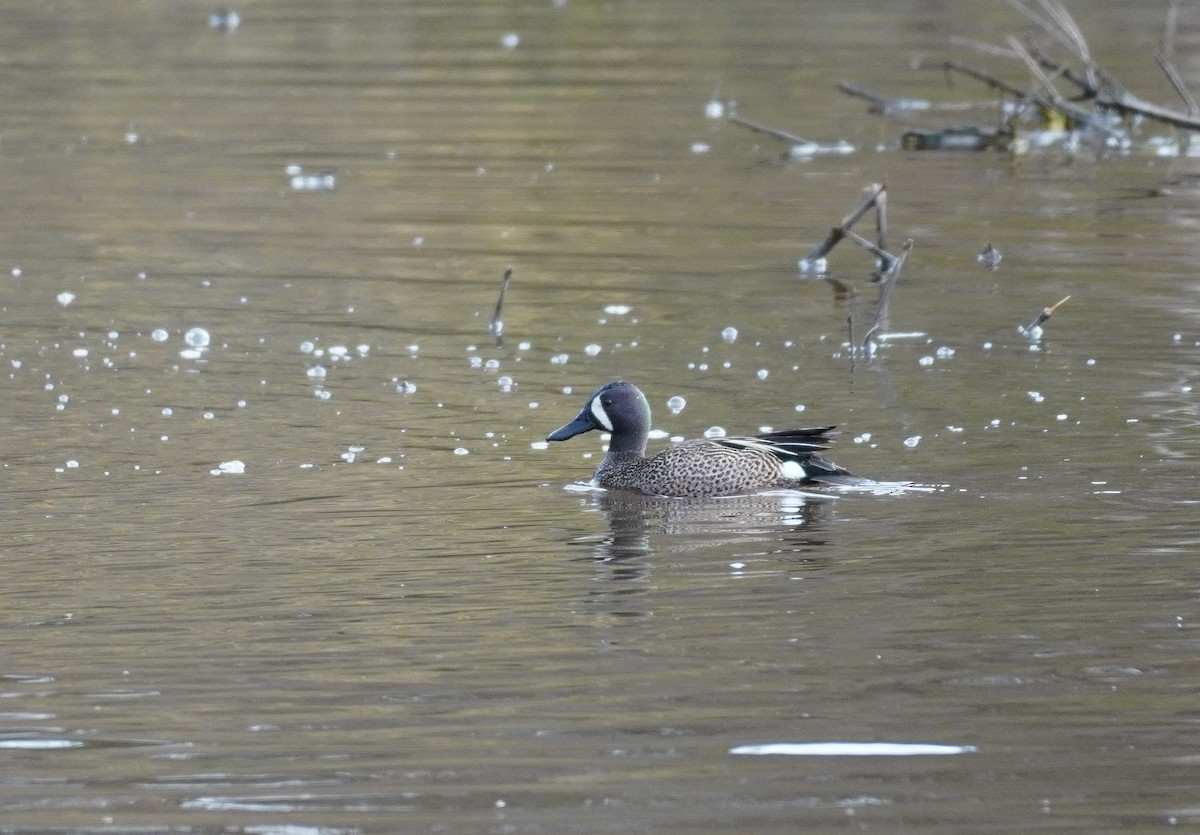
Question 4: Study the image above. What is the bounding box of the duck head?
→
[546,380,651,454]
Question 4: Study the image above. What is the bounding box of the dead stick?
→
[861,239,913,349]
[801,184,886,266]
[488,266,512,336]
[1154,51,1197,115]
[727,114,816,147]
[1021,295,1070,336]
[842,228,897,274]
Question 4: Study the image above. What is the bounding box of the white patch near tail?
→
[780,460,807,481]
[590,397,614,431]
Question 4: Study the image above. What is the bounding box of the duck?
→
[546,380,866,497]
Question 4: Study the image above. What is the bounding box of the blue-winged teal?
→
[546,381,865,497]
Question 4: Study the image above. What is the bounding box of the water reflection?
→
[571,488,843,563]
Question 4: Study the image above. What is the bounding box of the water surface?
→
[2,1,1200,832]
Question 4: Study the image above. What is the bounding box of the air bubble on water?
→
[691,142,710,154]
[721,326,738,344]
[756,369,769,380]
[184,328,210,348]
[935,346,956,359]
[853,433,872,444]
[498,375,515,391]
[500,32,520,49]
[584,344,601,357]
[72,348,88,358]
[211,460,246,475]
[315,389,332,400]
[161,408,172,416]
[356,344,369,357]
[179,348,204,360]
[667,395,686,415]
[66,460,79,469]
[705,99,725,119]
[604,304,632,315]
[454,447,469,456]
[11,267,22,277]
[550,353,569,365]
[794,404,806,412]
[484,358,500,370]
[1056,413,1068,421]
[530,440,549,450]
[306,366,327,379]
[151,329,169,343]
[798,257,827,275]
[328,345,349,359]
[299,341,315,354]
[918,355,934,367]
[517,341,531,351]
[903,436,921,448]
[1027,391,1044,403]
[395,380,417,394]
[703,426,727,439]
[57,291,76,307]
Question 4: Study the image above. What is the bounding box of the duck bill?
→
[546,412,596,442]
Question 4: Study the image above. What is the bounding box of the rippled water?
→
[3,1,1200,832]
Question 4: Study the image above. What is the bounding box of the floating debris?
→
[1019,295,1071,341]
[730,742,976,756]
[727,113,854,158]
[901,126,1010,152]
[56,291,76,307]
[208,9,240,31]
[977,242,1002,270]
[211,460,246,475]
[285,165,335,192]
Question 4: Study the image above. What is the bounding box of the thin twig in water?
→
[488,266,513,338]
[1154,51,1197,115]
[727,113,817,148]
[861,239,914,350]
[1020,295,1070,339]
[801,183,887,268]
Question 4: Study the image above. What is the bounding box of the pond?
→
[2,1,1199,832]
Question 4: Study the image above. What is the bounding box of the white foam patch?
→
[730,742,976,757]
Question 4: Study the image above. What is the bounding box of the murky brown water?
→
[3,1,1200,832]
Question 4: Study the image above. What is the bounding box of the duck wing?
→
[713,427,865,485]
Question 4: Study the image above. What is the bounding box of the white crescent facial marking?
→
[780,460,806,481]
[590,396,614,431]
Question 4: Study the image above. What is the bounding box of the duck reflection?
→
[572,489,841,564]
